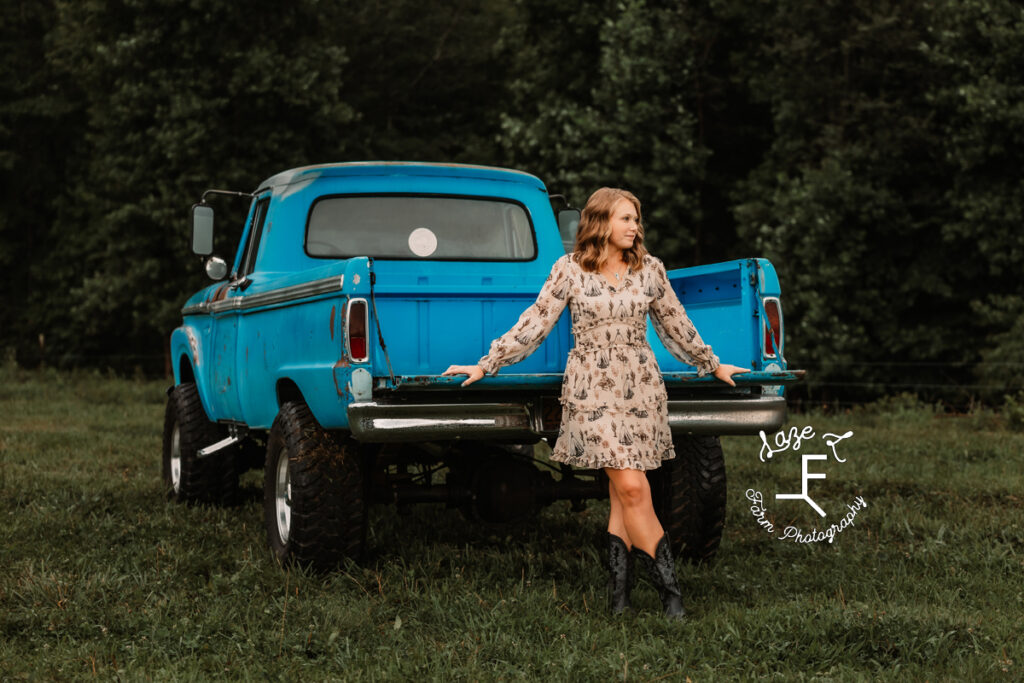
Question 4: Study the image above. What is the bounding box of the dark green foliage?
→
[729,0,1024,403]
[34,0,358,371]
[0,0,82,365]
[926,0,1024,397]
[499,0,1024,404]
[733,2,957,401]
[1,0,511,372]
[340,0,514,163]
[499,0,711,260]
[1,0,1023,404]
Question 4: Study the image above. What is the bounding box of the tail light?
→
[763,297,782,358]
[347,299,368,362]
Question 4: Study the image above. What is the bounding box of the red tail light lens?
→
[350,337,366,360]
[763,298,782,358]
[348,300,368,361]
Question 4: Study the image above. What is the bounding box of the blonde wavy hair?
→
[573,187,648,272]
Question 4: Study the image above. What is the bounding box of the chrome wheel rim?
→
[274,454,291,543]
[170,423,182,493]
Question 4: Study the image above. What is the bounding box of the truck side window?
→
[239,197,270,277]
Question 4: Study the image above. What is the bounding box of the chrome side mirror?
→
[556,208,581,252]
[192,204,215,256]
[205,256,228,281]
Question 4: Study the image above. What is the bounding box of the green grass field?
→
[1,368,1021,680]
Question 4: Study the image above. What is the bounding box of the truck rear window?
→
[306,195,536,260]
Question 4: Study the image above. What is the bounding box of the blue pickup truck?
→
[163,162,801,569]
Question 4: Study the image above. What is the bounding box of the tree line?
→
[2,0,1022,405]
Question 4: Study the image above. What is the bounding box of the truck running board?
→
[197,434,242,458]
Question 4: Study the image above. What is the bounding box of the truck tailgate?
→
[368,258,791,388]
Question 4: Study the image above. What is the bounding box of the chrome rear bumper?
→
[347,396,786,443]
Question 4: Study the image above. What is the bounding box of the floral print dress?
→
[478,253,720,471]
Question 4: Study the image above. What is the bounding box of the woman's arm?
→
[648,257,748,386]
[443,255,572,386]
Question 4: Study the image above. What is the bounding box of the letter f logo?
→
[776,454,828,517]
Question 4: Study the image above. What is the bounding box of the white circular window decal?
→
[408,227,438,257]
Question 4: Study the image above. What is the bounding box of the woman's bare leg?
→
[606,479,633,548]
[604,468,664,557]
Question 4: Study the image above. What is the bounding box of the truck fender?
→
[170,324,217,422]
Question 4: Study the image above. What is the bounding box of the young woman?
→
[443,188,748,618]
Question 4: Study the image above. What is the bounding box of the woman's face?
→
[607,198,640,252]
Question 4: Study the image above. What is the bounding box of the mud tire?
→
[264,401,366,570]
[162,382,238,505]
[648,435,727,563]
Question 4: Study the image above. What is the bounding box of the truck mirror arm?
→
[201,189,255,202]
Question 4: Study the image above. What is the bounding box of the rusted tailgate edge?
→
[374,370,806,392]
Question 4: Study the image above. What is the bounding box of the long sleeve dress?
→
[478,253,721,471]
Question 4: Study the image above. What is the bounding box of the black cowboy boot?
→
[633,533,686,619]
[607,532,634,615]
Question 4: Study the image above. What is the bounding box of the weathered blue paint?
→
[170,162,796,434]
